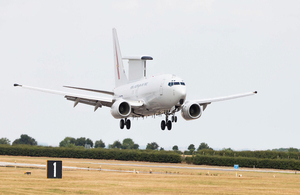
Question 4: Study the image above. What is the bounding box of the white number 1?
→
[53,162,56,177]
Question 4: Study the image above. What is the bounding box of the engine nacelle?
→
[110,99,131,119]
[181,101,202,120]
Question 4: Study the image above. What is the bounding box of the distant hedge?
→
[196,149,300,160]
[187,155,300,171]
[2,145,300,170]
[0,145,181,163]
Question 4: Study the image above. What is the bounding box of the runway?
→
[0,161,297,174]
[68,161,297,174]
[0,161,134,173]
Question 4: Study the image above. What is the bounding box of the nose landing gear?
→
[171,115,177,123]
[120,118,131,130]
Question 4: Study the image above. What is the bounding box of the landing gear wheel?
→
[174,116,177,123]
[120,119,125,129]
[161,120,166,130]
[171,116,175,122]
[167,120,172,130]
[125,119,131,130]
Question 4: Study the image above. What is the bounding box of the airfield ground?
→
[0,155,299,194]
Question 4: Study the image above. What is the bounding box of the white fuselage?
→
[114,74,186,117]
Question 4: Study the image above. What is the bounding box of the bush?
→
[192,155,300,171]
[184,157,194,164]
[1,145,299,170]
[0,145,181,163]
[195,149,300,160]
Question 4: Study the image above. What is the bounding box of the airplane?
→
[14,28,257,131]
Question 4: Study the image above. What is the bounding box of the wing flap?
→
[65,96,113,111]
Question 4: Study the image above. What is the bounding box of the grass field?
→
[0,155,299,194]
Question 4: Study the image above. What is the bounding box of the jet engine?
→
[181,101,202,120]
[110,99,131,119]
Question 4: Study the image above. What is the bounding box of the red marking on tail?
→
[115,43,120,80]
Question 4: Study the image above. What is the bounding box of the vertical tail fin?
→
[112,28,128,87]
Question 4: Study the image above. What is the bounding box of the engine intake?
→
[181,101,202,120]
[110,100,131,119]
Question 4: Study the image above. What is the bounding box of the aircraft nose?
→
[175,87,187,104]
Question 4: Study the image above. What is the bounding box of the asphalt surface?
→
[0,161,297,174]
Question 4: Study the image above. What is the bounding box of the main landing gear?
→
[120,118,131,130]
[161,115,177,131]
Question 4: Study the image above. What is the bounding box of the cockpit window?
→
[168,81,185,87]
[168,82,173,87]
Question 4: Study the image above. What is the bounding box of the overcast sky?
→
[1,0,299,151]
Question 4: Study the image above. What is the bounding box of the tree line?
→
[59,137,161,150]
[0,144,182,163]
[1,134,299,154]
[0,135,37,146]
[0,134,212,152]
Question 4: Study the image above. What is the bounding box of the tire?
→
[171,116,175,122]
[175,116,177,123]
[161,120,166,130]
[120,119,125,129]
[126,119,131,130]
[167,120,172,130]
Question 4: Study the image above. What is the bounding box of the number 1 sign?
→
[46,160,62,179]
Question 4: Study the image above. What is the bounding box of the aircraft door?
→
[135,87,139,98]
[159,79,165,96]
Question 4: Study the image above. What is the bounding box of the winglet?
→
[14,83,22,87]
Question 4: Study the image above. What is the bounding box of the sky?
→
[1,0,299,151]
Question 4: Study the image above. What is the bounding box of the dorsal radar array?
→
[123,56,153,82]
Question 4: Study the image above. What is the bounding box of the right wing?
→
[14,84,113,111]
[194,91,257,111]
[63,85,114,96]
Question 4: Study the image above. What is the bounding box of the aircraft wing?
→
[62,85,143,107]
[14,84,113,111]
[63,85,114,96]
[194,91,257,110]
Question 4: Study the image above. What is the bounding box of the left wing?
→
[194,91,257,111]
[14,84,113,111]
